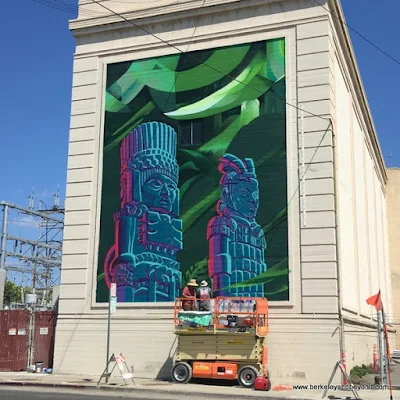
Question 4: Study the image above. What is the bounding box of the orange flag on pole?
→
[366,290,383,311]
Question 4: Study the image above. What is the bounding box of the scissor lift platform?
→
[171,297,270,389]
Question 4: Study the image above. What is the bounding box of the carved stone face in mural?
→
[229,177,259,219]
[142,173,177,212]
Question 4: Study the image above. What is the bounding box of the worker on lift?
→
[197,280,212,311]
[181,279,198,310]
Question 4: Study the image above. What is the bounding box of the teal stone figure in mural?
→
[207,154,267,297]
[104,122,183,302]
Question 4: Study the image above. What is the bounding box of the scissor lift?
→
[171,297,270,389]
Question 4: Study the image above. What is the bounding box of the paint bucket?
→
[35,361,44,373]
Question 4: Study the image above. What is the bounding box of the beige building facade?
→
[387,169,400,347]
[54,0,393,384]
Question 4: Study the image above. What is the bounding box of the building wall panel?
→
[54,317,341,383]
[302,297,337,313]
[66,182,92,198]
[64,211,91,226]
[67,168,93,183]
[302,279,337,296]
[301,245,336,263]
[334,55,358,312]
[300,211,335,228]
[63,225,90,241]
[69,127,96,142]
[61,254,88,269]
[69,140,95,156]
[64,196,91,211]
[365,151,380,295]
[60,269,87,285]
[297,36,330,55]
[297,68,333,88]
[352,111,371,316]
[302,262,337,279]
[298,130,333,148]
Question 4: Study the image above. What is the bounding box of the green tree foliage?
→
[3,281,32,306]
[4,281,21,305]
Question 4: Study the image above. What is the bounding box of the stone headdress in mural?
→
[207,153,267,297]
[104,122,183,302]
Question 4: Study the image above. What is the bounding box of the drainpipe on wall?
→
[330,118,346,380]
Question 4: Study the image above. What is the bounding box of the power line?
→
[312,0,400,67]
[32,0,107,17]
[32,0,180,17]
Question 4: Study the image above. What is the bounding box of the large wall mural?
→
[96,38,290,303]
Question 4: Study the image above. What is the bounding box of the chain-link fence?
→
[344,327,378,384]
[344,323,397,386]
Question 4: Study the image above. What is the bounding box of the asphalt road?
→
[0,387,161,400]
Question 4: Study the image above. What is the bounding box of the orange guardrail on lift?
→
[174,296,268,336]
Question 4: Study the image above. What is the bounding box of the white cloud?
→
[9,216,39,228]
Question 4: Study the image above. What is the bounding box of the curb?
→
[0,381,89,389]
[0,380,307,400]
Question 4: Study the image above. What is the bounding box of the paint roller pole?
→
[0,204,9,310]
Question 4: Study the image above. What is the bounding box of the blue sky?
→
[0,0,399,209]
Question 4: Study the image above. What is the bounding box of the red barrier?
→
[341,351,348,385]
[373,344,378,372]
[0,310,56,371]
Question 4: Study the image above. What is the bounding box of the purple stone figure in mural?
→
[207,154,266,297]
[104,122,183,302]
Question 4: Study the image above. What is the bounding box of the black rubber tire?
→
[237,365,259,388]
[171,362,192,384]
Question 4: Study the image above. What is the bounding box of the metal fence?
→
[343,322,396,386]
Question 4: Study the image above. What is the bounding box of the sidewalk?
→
[0,371,397,400]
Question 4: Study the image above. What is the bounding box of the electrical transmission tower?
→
[0,187,64,309]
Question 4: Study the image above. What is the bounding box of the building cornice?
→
[328,0,388,184]
[70,0,284,34]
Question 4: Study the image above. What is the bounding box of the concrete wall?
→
[327,0,393,368]
[387,169,400,347]
[331,44,392,318]
[327,0,392,320]
[54,0,390,384]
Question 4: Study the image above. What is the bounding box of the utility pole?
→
[0,204,9,309]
